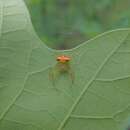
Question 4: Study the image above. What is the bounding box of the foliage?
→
[24,0,130,49]
[0,0,130,130]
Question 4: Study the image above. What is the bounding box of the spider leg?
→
[49,67,60,90]
[68,68,75,84]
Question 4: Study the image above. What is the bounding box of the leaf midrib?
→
[57,32,130,130]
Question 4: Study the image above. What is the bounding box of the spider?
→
[49,55,74,86]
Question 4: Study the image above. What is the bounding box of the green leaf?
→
[0,0,130,130]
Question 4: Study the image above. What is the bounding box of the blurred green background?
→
[24,0,130,49]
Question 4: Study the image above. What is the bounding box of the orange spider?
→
[49,55,74,85]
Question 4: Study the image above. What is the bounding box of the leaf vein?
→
[0,1,3,37]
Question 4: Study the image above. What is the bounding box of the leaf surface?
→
[0,0,130,130]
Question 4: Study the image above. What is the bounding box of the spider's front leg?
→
[68,68,75,84]
[49,66,60,87]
